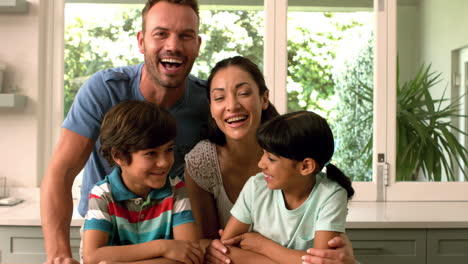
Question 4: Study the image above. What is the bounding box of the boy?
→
[82,100,205,264]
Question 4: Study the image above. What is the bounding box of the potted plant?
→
[358,64,467,181]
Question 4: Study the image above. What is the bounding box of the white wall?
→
[419,0,468,98]
[0,0,41,188]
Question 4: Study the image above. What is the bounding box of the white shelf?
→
[0,0,28,14]
[0,94,26,108]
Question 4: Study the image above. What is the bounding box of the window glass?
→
[287,2,375,182]
[396,0,467,182]
[64,2,264,117]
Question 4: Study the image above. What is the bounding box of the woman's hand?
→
[204,239,231,264]
[301,234,356,264]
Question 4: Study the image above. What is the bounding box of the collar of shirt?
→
[107,166,172,202]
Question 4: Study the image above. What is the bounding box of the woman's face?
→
[209,65,269,142]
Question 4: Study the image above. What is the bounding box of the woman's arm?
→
[184,168,220,239]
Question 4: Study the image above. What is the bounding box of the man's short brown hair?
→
[141,0,200,32]
[99,100,177,166]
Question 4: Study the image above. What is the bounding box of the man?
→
[41,1,357,263]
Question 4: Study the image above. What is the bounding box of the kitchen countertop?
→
[1,188,468,228]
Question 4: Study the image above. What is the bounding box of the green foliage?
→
[64,8,142,117]
[196,10,264,80]
[358,64,468,181]
[286,13,364,114]
[331,31,374,181]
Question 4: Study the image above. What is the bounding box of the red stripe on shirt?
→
[89,194,102,200]
[107,197,174,223]
[175,181,185,189]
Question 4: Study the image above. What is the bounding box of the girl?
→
[220,110,354,264]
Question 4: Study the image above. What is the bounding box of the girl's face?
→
[115,141,174,198]
[258,150,302,191]
[209,65,269,142]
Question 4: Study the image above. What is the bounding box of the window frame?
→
[43,0,468,201]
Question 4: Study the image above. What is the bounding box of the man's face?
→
[138,1,201,89]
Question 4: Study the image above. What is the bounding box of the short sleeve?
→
[230,176,256,225]
[315,188,348,233]
[62,72,112,141]
[83,184,113,233]
[184,140,219,193]
[171,176,196,228]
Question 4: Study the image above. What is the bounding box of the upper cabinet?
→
[0,0,28,14]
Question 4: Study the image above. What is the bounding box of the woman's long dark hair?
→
[257,111,354,198]
[204,56,279,145]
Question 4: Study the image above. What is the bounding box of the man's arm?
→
[40,128,94,263]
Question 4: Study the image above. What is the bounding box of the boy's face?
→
[117,140,175,198]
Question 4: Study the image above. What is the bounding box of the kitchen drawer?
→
[427,229,468,264]
[348,229,426,264]
[0,226,81,263]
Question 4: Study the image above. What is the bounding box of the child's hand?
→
[221,232,270,253]
[162,240,203,264]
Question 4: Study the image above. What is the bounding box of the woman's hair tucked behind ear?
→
[257,111,354,198]
[204,56,279,145]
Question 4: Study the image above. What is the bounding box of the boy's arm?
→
[82,229,176,264]
[219,216,250,241]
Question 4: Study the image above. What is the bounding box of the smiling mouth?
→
[150,172,166,177]
[160,58,184,71]
[226,115,248,124]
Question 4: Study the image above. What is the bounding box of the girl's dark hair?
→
[257,111,354,198]
[205,56,279,145]
[99,100,177,166]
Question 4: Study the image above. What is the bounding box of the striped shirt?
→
[83,167,195,245]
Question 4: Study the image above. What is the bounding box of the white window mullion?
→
[264,0,287,114]
[38,0,65,183]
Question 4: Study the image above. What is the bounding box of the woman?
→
[185,56,356,264]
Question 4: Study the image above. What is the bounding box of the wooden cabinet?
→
[0,226,80,263]
[349,229,468,264]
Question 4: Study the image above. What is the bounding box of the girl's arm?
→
[222,231,339,264]
[184,168,220,239]
[220,216,250,241]
[313,231,341,249]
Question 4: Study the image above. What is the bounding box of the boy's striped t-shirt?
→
[83,167,195,245]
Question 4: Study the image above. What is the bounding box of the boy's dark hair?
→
[142,0,200,32]
[257,111,355,198]
[205,56,279,145]
[99,100,177,166]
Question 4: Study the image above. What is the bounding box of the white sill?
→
[346,201,468,229]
